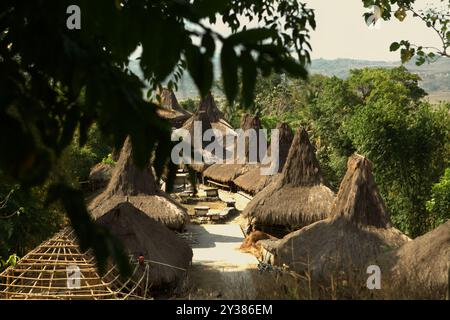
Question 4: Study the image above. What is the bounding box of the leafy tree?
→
[426,168,450,228]
[0,180,64,261]
[347,66,427,104]
[0,1,316,273]
[345,100,449,236]
[363,0,450,63]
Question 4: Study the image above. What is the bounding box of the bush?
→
[426,168,450,228]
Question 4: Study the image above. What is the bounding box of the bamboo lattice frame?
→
[0,228,154,300]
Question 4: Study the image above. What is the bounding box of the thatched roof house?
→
[196,92,234,135]
[89,137,189,231]
[233,122,294,195]
[179,93,236,174]
[178,110,215,173]
[203,113,262,186]
[96,202,192,289]
[242,127,335,234]
[274,154,410,281]
[377,220,449,298]
[157,88,191,128]
[0,228,155,299]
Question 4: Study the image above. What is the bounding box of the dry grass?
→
[177,262,448,300]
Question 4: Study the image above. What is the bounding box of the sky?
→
[208,0,442,62]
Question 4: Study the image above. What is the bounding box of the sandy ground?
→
[176,186,257,299]
[184,223,258,299]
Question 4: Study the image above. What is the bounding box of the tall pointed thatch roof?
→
[157,88,191,128]
[196,92,234,135]
[96,202,192,289]
[376,220,449,298]
[0,228,156,299]
[181,110,212,149]
[203,113,262,184]
[89,137,189,230]
[274,154,410,280]
[161,88,190,116]
[234,122,294,195]
[198,92,224,123]
[242,127,335,231]
[179,110,215,173]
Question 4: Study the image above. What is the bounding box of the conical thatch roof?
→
[234,122,294,195]
[181,110,212,149]
[96,202,192,289]
[161,88,190,116]
[203,113,262,184]
[199,92,224,123]
[377,220,450,298]
[157,89,191,128]
[274,154,410,280]
[0,228,155,299]
[179,110,215,173]
[197,92,234,135]
[89,137,188,230]
[242,127,335,231]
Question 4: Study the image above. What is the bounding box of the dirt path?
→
[185,223,258,299]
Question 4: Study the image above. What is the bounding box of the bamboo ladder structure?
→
[0,228,154,300]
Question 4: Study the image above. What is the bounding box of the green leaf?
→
[228,28,277,45]
[202,33,215,58]
[279,57,308,79]
[185,45,213,97]
[241,50,257,107]
[221,41,239,103]
[390,42,401,52]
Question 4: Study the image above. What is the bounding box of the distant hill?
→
[309,58,450,102]
[129,57,450,102]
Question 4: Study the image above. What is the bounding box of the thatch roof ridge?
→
[242,127,335,231]
[240,113,262,131]
[199,92,223,123]
[203,113,262,183]
[89,137,188,230]
[273,154,410,280]
[276,122,294,170]
[331,154,390,228]
[160,88,190,116]
[280,127,327,187]
[232,122,293,195]
[102,137,158,197]
[181,110,213,143]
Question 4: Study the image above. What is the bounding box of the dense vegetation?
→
[218,66,449,237]
[1,0,449,273]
